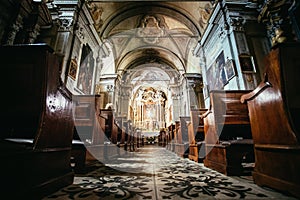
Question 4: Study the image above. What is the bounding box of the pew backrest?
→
[203,90,252,144]
[1,44,74,149]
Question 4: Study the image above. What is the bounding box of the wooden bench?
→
[100,109,123,157]
[0,44,74,198]
[166,124,175,151]
[173,121,180,153]
[241,43,300,198]
[72,95,104,172]
[115,116,127,152]
[202,90,255,175]
[73,97,130,167]
[188,108,207,162]
[174,117,190,158]
[123,121,130,151]
[159,129,167,147]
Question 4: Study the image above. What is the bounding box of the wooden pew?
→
[173,121,180,153]
[122,120,135,152]
[188,108,207,162]
[202,90,255,175]
[171,124,176,152]
[72,94,130,168]
[100,109,120,158]
[175,120,182,156]
[136,129,143,148]
[0,44,74,198]
[167,124,175,151]
[115,116,126,152]
[159,129,167,147]
[175,117,190,158]
[123,121,129,151]
[72,95,104,172]
[131,124,137,152]
[241,43,300,198]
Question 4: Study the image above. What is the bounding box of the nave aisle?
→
[44,146,296,200]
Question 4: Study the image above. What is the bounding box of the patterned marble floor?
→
[44,145,297,200]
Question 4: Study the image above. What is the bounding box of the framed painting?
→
[224,59,236,82]
[239,54,256,73]
[206,51,226,90]
[68,58,78,80]
[77,44,95,94]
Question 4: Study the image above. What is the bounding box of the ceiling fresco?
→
[87,1,214,38]
[88,1,214,75]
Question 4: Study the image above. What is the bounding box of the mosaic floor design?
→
[44,146,297,200]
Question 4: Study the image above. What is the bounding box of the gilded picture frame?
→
[224,59,236,82]
[239,54,256,73]
[68,58,78,80]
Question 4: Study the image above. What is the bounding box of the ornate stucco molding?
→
[137,15,167,44]
[258,0,296,46]
[229,16,245,32]
[5,15,23,45]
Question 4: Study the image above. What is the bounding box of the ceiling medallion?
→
[137,15,167,44]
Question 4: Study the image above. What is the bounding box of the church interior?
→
[0,0,300,199]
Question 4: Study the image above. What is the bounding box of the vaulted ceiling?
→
[87,1,214,73]
[86,1,214,105]
[87,1,214,38]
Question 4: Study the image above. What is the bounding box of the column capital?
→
[229,16,245,32]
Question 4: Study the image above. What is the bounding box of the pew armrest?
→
[241,74,272,103]
[200,110,212,119]
[0,139,33,155]
[5,138,34,144]
[228,139,253,145]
